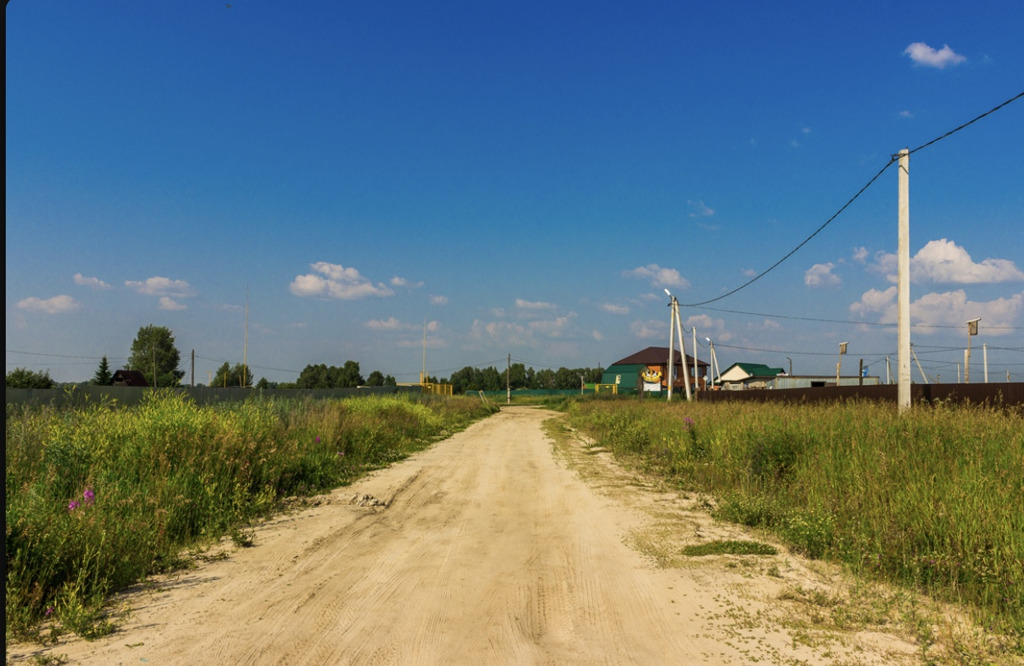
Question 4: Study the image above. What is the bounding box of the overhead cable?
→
[680,90,1024,308]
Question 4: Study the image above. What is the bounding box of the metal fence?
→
[694,382,1024,407]
[4,384,421,409]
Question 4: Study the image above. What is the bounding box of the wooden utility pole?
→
[191,349,195,387]
[897,149,911,412]
[506,354,511,405]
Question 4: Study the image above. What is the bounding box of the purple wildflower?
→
[684,417,695,428]
[45,606,54,617]
[68,500,81,511]
[83,488,95,504]
[315,436,321,443]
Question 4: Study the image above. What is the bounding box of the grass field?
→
[5,391,497,641]
[563,397,1024,650]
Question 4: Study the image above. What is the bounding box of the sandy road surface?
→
[10,407,922,665]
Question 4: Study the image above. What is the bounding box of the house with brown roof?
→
[111,370,149,387]
[601,346,709,394]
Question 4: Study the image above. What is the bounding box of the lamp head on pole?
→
[966,318,980,336]
[839,342,848,355]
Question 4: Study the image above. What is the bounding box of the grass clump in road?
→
[564,398,1024,652]
[682,540,778,557]
[5,391,497,642]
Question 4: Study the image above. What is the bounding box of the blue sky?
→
[7,1,1023,385]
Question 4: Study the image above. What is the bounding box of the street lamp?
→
[965,318,980,384]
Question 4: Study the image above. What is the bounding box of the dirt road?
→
[11,407,923,665]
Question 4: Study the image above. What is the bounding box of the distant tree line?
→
[8,323,599,393]
[256,362,396,389]
[445,364,603,394]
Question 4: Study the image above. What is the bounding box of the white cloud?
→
[73,273,112,290]
[899,110,914,119]
[390,275,424,288]
[623,264,690,290]
[852,247,869,263]
[805,262,841,287]
[849,286,898,320]
[687,199,714,218]
[397,336,446,349]
[904,42,966,69]
[600,303,630,315]
[469,320,531,347]
[515,298,556,310]
[630,319,666,340]
[872,239,1024,284]
[125,276,196,297]
[528,314,575,338]
[17,295,80,314]
[683,313,733,342]
[591,330,604,341]
[430,294,449,305]
[469,310,575,348]
[850,287,1023,334]
[366,317,440,332]
[158,297,187,311]
[290,262,394,300]
[366,316,404,331]
[914,239,1024,283]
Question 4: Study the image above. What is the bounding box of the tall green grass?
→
[5,391,496,639]
[565,399,1024,642]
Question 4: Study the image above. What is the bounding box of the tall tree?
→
[339,360,364,387]
[127,325,184,387]
[6,368,55,389]
[295,361,364,389]
[92,355,113,385]
[211,362,253,388]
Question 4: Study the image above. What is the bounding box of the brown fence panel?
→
[698,383,1024,407]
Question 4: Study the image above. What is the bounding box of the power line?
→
[6,349,127,361]
[681,159,894,307]
[907,91,1024,156]
[680,90,1024,308]
[690,306,1021,330]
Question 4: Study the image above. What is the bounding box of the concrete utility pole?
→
[664,290,691,401]
[673,297,692,401]
[667,299,675,401]
[692,326,699,397]
[836,342,848,386]
[965,318,980,383]
[897,149,911,412]
[911,343,929,384]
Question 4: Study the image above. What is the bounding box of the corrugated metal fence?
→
[696,382,1024,407]
[4,385,421,408]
